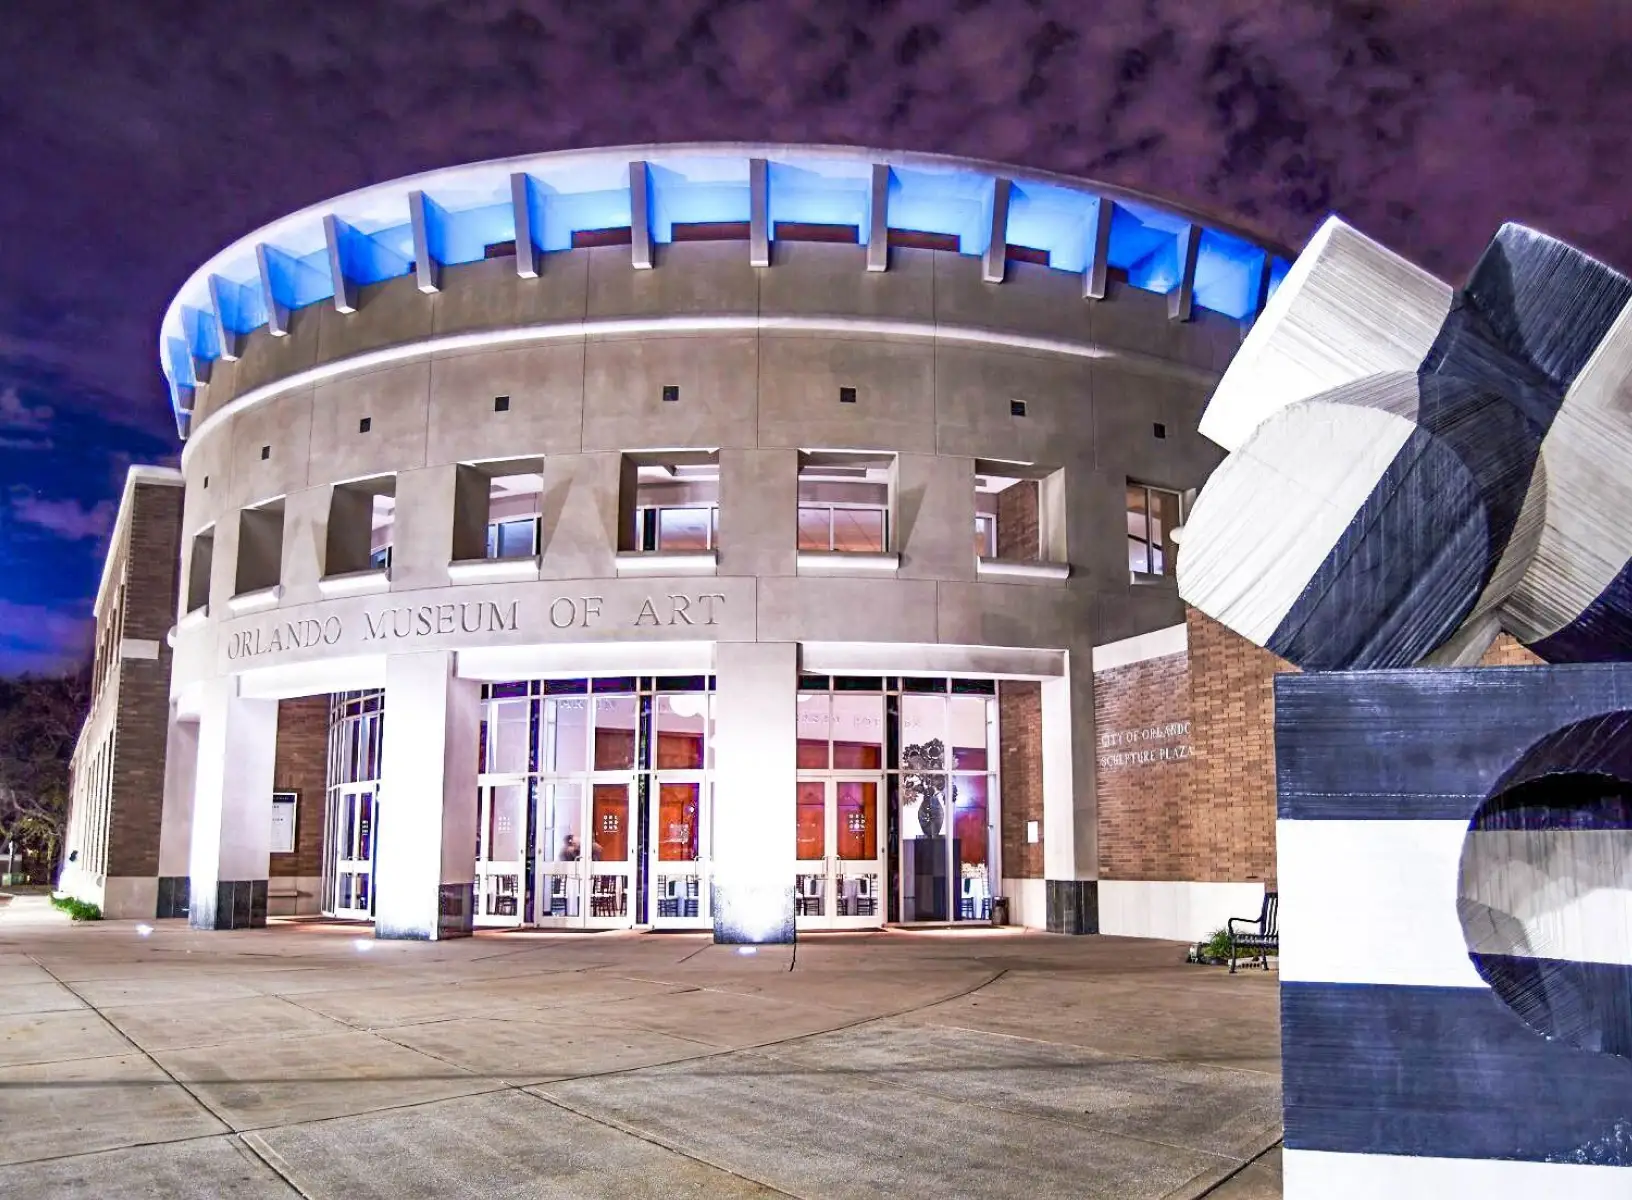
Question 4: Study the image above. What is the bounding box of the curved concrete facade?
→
[160,145,1270,937]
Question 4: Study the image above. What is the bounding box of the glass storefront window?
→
[485,698,531,775]
[832,693,884,769]
[539,697,590,774]
[593,695,638,771]
[654,693,709,769]
[796,693,831,768]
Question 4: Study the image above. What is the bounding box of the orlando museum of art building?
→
[60,141,1406,941]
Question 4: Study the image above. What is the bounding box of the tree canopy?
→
[0,670,89,876]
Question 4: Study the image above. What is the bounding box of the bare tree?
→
[0,671,89,880]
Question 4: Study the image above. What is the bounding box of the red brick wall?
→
[1180,609,1291,885]
[996,481,1039,561]
[272,696,330,879]
[1093,651,1191,880]
[998,681,1044,878]
[1480,632,1544,666]
[106,481,185,878]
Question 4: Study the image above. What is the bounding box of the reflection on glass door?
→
[899,691,996,923]
[329,784,377,921]
[534,781,584,923]
[587,781,634,925]
[796,777,884,930]
[475,782,526,927]
[650,778,709,927]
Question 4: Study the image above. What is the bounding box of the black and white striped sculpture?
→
[1181,218,1632,1198]
[1179,216,1632,668]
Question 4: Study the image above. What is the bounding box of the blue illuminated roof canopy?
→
[160,143,1292,437]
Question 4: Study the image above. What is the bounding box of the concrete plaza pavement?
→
[0,896,1282,1198]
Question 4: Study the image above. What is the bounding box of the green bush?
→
[50,895,102,921]
[1200,925,1277,961]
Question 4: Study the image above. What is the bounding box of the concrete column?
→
[717,449,796,577]
[1041,655,1099,933]
[189,677,278,929]
[711,641,797,943]
[157,706,198,918]
[390,464,457,590]
[373,649,479,939]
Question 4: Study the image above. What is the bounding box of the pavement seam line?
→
[19,952,306,1198]
[1166,1135,1284,1200]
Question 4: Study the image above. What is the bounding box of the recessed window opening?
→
[326,476,396,577]
[369,492,395,571]
[1153,422,1167,439]
[662,385,680,403]
[260,445,271,460]
[630,456,719,552]
[486,471,546,560]
[976,472,1024,560]
[977,462,1064,564]
[358,417,372,434]
[235,499,285,595]
[1010,400,1027,417]
[839,387,857,405]
[186,527,214,613]
[797,455,892,553]
[1128,481,1183,577]
[494,395,510,412]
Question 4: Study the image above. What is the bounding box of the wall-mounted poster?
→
[270,791,297,854]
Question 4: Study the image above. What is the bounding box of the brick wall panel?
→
[272,696,330,879]
[998,681,1044,878]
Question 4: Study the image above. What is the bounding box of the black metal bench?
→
[1228,891,1278,973]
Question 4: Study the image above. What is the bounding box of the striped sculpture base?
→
[1276,666,1632,1197]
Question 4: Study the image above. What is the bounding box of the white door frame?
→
[795,775,886,931]
[474,778,527,928]
[327,782,377,921]
[648,772,711,930]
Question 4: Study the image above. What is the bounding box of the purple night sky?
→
[1,0,1628,673]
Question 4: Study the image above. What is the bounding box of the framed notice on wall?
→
[270,791,297,854]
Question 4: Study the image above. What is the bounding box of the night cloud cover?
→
[2,0,1628,673]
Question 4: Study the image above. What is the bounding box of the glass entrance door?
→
[475,781,526,927]
[329,784,377,921]
[795,777,885,930]
[531,779,636,928]
[650,777,710,929]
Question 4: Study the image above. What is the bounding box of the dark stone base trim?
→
[156,876,190,920]
[1046,879,1099,934]
[438,882,474,939]
[189,879,267,930]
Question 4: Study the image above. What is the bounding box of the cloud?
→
[0,386,52,432]
[9,493,117,541]
[0,599,91,678]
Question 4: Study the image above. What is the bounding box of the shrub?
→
[50,895,102,921]
[1200,925,1277,962]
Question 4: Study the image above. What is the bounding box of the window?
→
[1128,482,1183,577]
[186,528,214,613]
[797,455,892,553]
[636,505,717,551]
[974,513,997,558]
[326,477,395,578]
[625,455,719,554]
[235,500,284,595]
[479,467,544,561]
[486,516,540,559]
